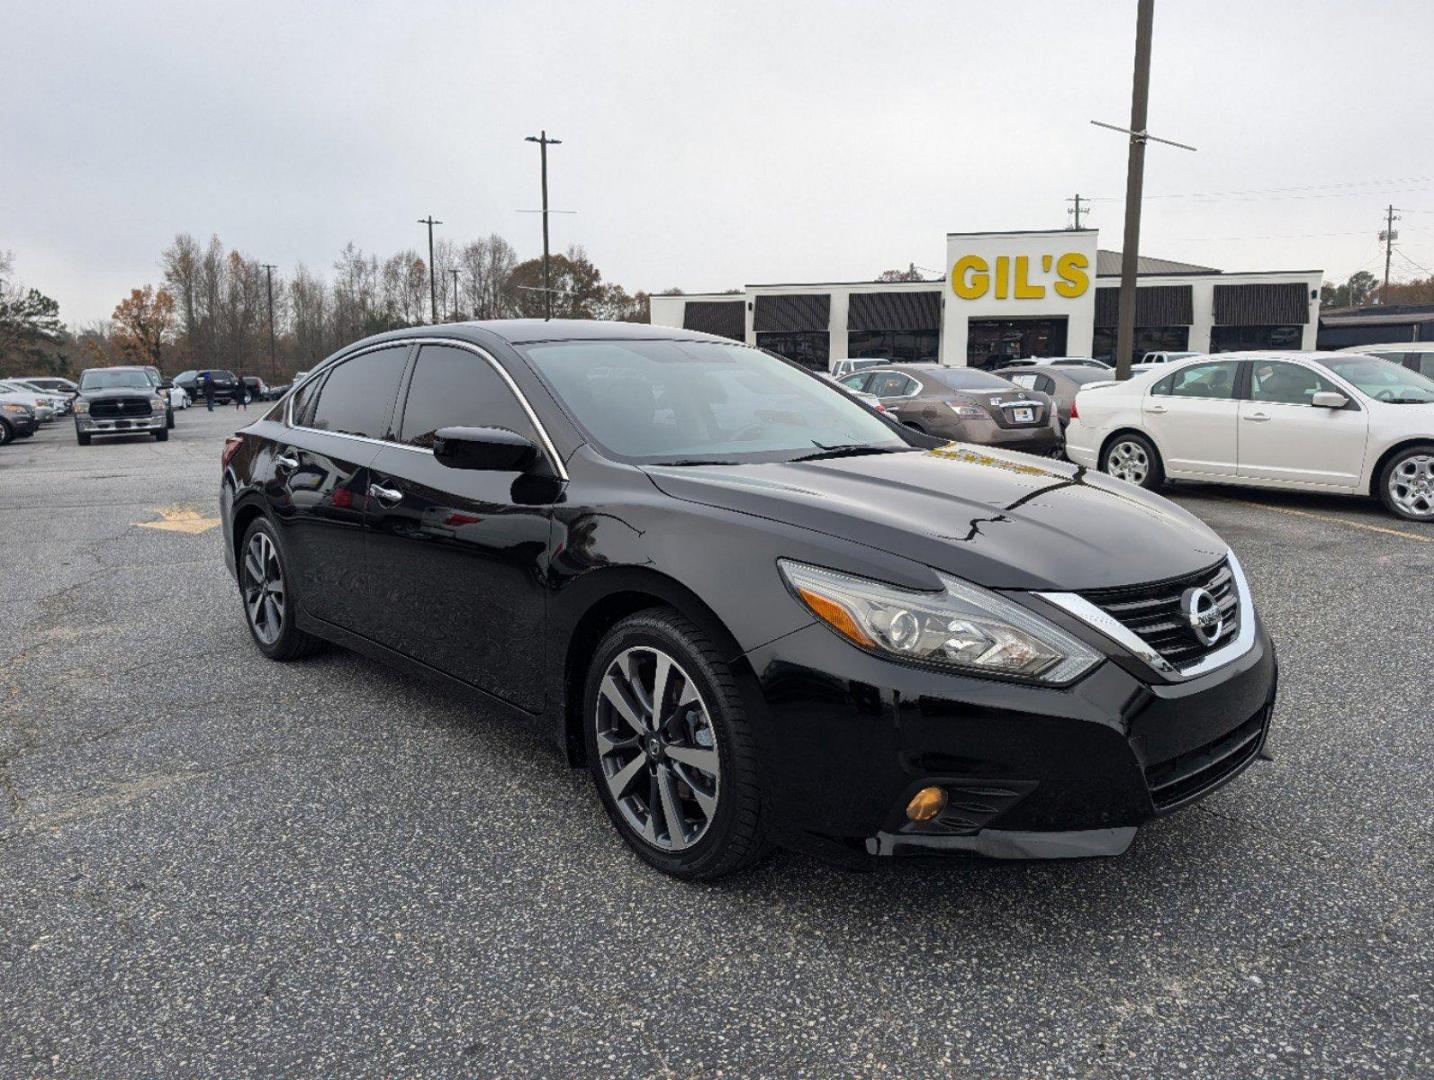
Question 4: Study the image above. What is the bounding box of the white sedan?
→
[1065,351,1434,522]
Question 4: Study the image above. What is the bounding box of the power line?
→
[1086,176,1434,203]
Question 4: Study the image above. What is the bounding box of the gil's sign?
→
[950,252,1091,301]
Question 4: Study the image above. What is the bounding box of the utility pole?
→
[524,130,562,320]
[1092,0,1195,379]
[1067,194,1089,230]
[1380,204,1400,305]
[261,263,278,379]
[449,267,460,319]
[417,215,442,322]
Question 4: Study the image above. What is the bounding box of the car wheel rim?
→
[1106,440,1149,484]
[595,646,720,852]
[242,532,285,645]
[1389,453,1434,519]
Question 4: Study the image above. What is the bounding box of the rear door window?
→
[839,373,872,392]
[868,372,916,397]
[397,344,536,448]
[307,347,408,439]
[1159,362,1239,400]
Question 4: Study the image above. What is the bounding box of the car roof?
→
[1337,341,1434,352]
[463,319,736,345]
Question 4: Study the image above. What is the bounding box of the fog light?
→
[905,785,948,822]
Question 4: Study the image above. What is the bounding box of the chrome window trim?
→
[285,336,569,480]
[1037,549,1257,682]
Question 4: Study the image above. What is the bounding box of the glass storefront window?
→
[755,332,830,371]
[1092,326,1191,366]
[1209,325,1303,352]
[966,318,1069,369]
[848,330,940,363]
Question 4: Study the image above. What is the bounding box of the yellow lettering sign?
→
[948,251,1090,301]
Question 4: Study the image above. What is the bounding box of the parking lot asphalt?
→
[1,407,1429,1079]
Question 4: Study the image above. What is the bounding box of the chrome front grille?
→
[1079,559,1240,669]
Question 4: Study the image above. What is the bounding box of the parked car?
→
[174,368,241,403]
[223,322,1275,880]
[1139,351,1201,366]
[169,385,192,409]
[72,366,171,444]
[830,357,892,379]
[1001,356,1112,370]
[0,380,59,422]
[993,364,1116,428]
[0,394,39,444]
[839,363,1062,454]
[12,379,74,414]
[1338,341,1434,379]
[19,375,78,399]
[241,376,269,402]
[1066,351,1434,521]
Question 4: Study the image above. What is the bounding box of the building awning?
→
[682,300,745,340]
[847,291,942,332]
[1094,285,1194,328]
[754,293,830,333]
[1213,283,1309,326]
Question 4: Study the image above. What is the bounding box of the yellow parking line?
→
[1219,497,1433,544]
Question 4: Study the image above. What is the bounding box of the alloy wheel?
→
[1106,440,1150,485]
[242,531,286,645]
[595,646,721,852]
[1389,453,1434,519]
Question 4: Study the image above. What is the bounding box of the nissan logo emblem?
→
[1180,586,1224,647]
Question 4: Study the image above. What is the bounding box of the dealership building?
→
[648,228,1322,370]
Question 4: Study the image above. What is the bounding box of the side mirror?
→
[1311,391,1349,409]
[432,426,538,472]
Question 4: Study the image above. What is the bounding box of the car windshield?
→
[926,367,1015,391]
[80,370,153,391]
[1321,356,1434,404]
[521,339,909,465]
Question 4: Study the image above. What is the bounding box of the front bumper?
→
[740,609,1276,861]
[76,414,164,434]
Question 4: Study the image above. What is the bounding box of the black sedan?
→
[220,322,1276,880]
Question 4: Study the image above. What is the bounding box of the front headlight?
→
[779,560,1101,684]
[152,395,167,411]
[2,402,27,415]
[73,399,89,414]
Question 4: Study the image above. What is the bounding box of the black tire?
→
[1376,442,1434,523]
[76,431,91,446]
[1100,431,1165,491]
[583,609,769,881]
[0,418,12,446]
[154,427,169,442]
[238,517,326,661]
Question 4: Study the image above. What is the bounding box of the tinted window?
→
[927,367,1016,392]
[839,373,872,392]
[289,376,321,426]
[869,372,916,397]
[1160,362,1238,400]
[399,345,536,448]
[1034,375,1056,394]
[1249,361,1336,405]
[308,347,407,438]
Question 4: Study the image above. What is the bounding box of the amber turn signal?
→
[905,785,948,822]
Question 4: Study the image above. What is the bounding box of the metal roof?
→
[1095,250,1220,276]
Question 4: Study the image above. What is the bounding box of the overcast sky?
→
[4,0,1433,325]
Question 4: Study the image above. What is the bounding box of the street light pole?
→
[524,130,562,320]
[450,267,460,319]
[418,215,443,322]
[261,263,278,379]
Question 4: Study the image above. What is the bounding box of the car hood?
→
[643,444,1229,591]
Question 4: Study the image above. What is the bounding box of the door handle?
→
[368,483,403,506]
[1245,412,1271,422]
[275,454,299,471]
[1147,405,1167,414]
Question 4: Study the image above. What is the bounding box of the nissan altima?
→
[220,321,1277,880]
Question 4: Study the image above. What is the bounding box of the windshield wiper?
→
[647,458,732,467]
[1382,397,1433,405]
[790,441,896,462]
